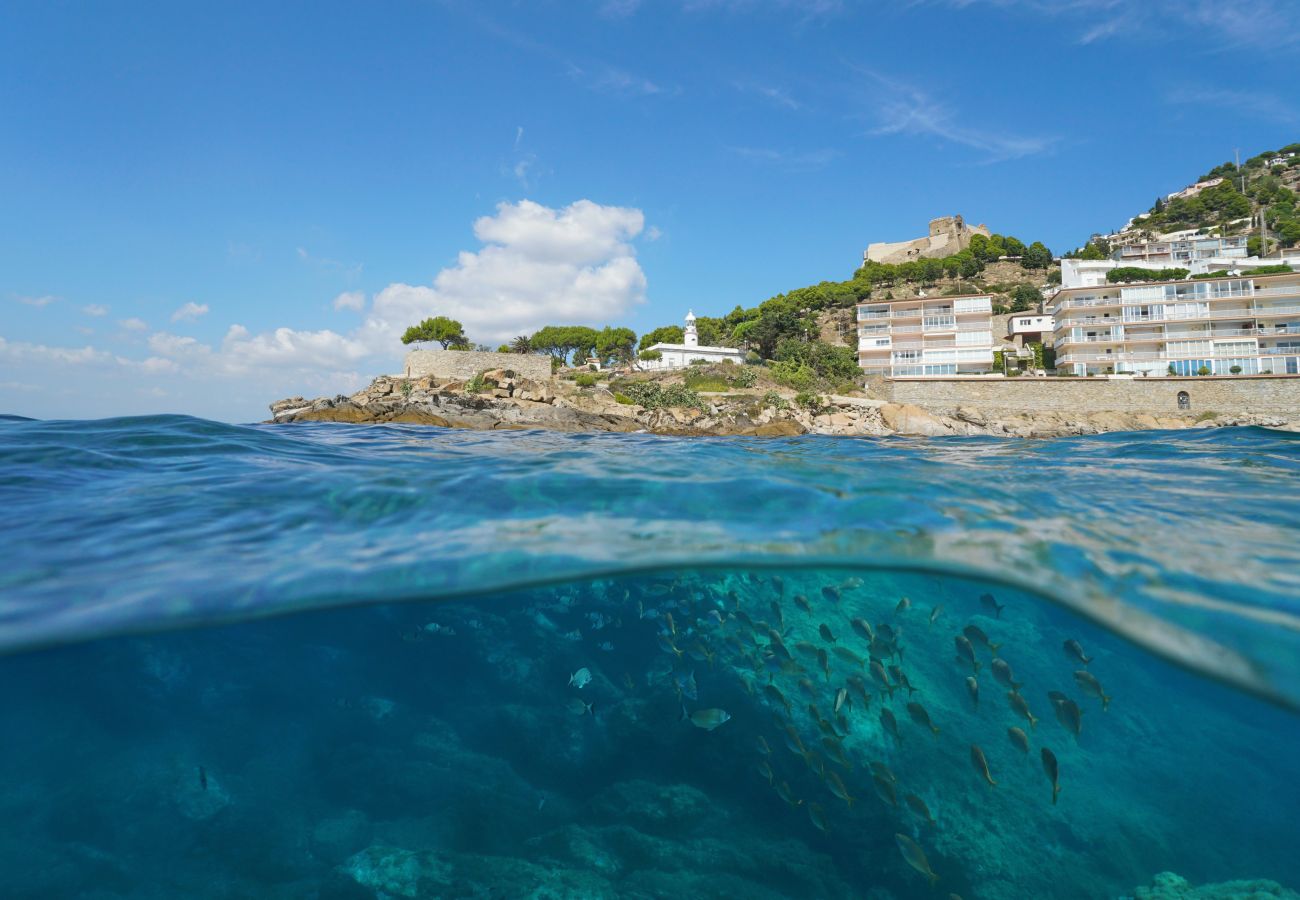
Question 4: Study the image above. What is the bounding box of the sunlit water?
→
[1,415,1298,899]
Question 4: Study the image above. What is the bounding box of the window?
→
[1177,391,1191,411]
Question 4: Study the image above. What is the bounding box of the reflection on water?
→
[2,567,1296,899]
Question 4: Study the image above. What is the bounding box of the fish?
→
[756,758,775,784]
[872,774,899,807]
[880,707,902,744]
[990,657,1022,693]
[198,766,207,792]
[1053,696,1083,740]
[970,744,997,786]
[840,576,863,590]
[816,648,831,681]
[888,665,916,696]
[870,636,899,661]
[869,760,897,783]
[803,749,827,777]
[598,641,614,652]
[764,683,792,714]
[775,780,802,808]
[781,724,805,755]
[682,707,731,731]
[1073,670,1112,711]
[1063,639,1092,666]
[870,660,894,697]
[1008,726,1030,754]
[905,793,936,825]
[954,635,980,673]
[962,624,1000,655]
[686,640,714,666]
[797,677,817,698]
[1041,747,1061,804]
[833,646,866,669]
[850,618,875,643]
[1047,690,1069,706]
[834,687,849,716]
[756,735,772,756]
[1008,691,1038,730]
[895,833,940,887]
[807,801,829,833]
[794,640,820,659]
[979,592,1005,618]
[822,737,853,770]
[895,596,911,615]
[825,771,856,808]
[929,605,944,627]
[773,575,786,596]
[769,601,785,631]
[821,585,841,604]
[674,669,698,701]
[965,676,980,710]
[876,622,899,643]
[665,611,677,636]
[794,594,812,615]
[568,667,593,689]
[818,623,837,644]
[657,634,683,658]
[907,701,941,735]
[567,697,594,717]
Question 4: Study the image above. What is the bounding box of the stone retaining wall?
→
[403,349,552,382]
[883,375,1300,416]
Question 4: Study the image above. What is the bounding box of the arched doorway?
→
[1177,391,1191,411]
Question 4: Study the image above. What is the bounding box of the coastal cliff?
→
[268,368,1292,437]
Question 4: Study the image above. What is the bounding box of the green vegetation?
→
[731,366,759,388]
[401,316,468,349]
[613,392,633,405]
[1191,264,1292,279]
[511,335,532,354]
[683,371,730,392]
[619,381,704,410]
[637,326,683,351]
[761,391,788,410]
[638,349,662,362]
[464,370,488,393]
[1107,267,1190,284]
[574,373,597,387]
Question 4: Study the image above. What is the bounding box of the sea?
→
[1,414,1298,900]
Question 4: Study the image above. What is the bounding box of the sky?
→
[2,0,1298,422]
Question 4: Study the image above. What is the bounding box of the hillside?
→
[1076,143,1300,256]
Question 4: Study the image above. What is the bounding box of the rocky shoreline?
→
[269,369,1292,438]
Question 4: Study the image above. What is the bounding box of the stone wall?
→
[403,349,553,382]
[882,375,1300,416]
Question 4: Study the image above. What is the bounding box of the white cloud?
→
[2,199,648,419]
[16,295,57,308]
[855,67,1055,163]
[82,304,109,317]
[333,291,366,312]
[119,317,149,331]
[171,301,210,322]
[735,82,801,110]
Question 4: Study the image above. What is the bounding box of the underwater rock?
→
[173,763,230,821]
[311,809,374,866]
[341,843,619,898]
[1128,871,1300,899]
[341,845,453,898]
[588,780,715,834]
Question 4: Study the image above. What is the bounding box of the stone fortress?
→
[864,214,991,265]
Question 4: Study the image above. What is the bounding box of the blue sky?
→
[3,0,1298,421]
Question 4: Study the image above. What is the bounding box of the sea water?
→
[1,415,1298,899]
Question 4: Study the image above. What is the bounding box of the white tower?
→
[684,309,698,348]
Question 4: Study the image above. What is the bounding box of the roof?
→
[1051,270,1298,295]
[645,342,744,353]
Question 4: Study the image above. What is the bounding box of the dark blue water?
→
[1,416,1298,899]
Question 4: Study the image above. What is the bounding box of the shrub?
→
[731,367,759,388]
[762,391,788,410]
[574,373,597,387]
[744,350,763,365]
[614,392,633,404]
[689,358,708,366]
[620,381,703,409]
[465,371,488,393]
[1197,366,1211,376]
[684,372,729,392]
[795,391,827,412]
[771,359,817,390]
[400,381,414,400]
[1168,364,1177,376]
[1229,365,1242,374]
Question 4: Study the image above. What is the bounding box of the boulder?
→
[879,403,952,436]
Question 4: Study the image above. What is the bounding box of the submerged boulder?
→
[1128,872,1300,899]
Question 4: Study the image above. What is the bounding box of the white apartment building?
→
[1050,272,1300,377]
[1114,235,1248,265]
[857,294,995,376]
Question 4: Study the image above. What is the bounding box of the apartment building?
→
[1050,272,1300,376]
[857,294,995,376]
[1114,235,1248,265]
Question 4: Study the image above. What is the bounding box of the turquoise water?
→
[1,415,1298,898]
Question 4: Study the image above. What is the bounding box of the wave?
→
[1,415,1298,710]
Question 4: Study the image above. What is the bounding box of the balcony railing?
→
[1057,346,1294,364]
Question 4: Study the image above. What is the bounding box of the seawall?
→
[882,375,1300,416]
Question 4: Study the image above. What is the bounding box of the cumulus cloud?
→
[171,302,210,322]
[82,304,109,317]
[333,291,366,312]
[2,199,649,420]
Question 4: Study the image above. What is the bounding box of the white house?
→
[639,311,747,370]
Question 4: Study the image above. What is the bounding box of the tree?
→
[595,326,637,365]
[528,325,601,365]
[1021,241,1053,269]
[1010,284,1041,313]
[401,316,467,349]
[638,325,684,351]
[511,335,532,354]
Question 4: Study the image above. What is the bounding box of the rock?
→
[879,403,952,436]
[1128,871,1300,899]
[269,396,308,416]
[752,419,806,436]
[588,780,714,834]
